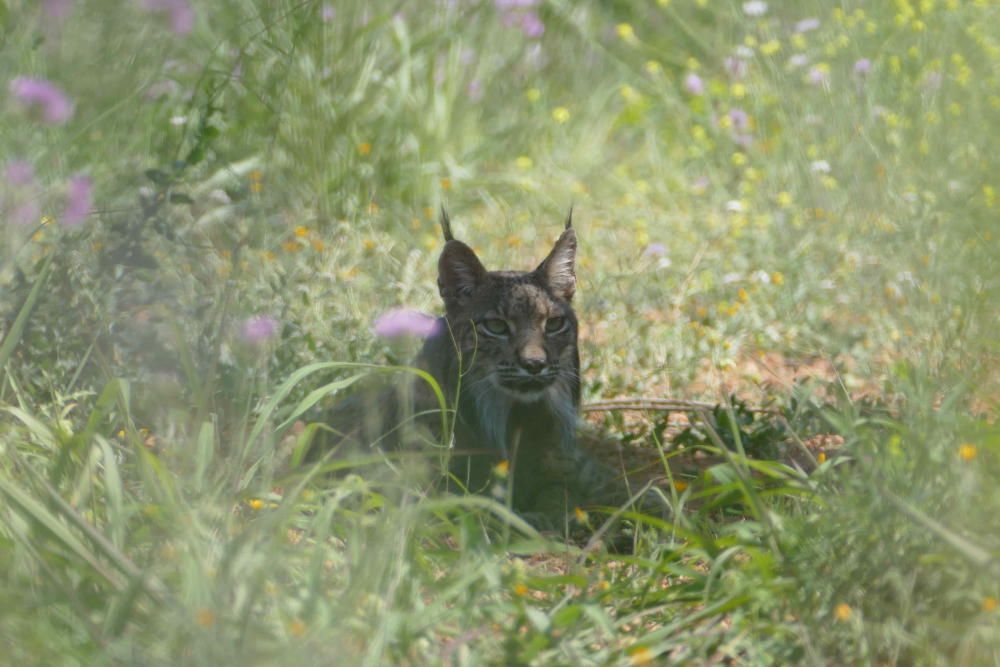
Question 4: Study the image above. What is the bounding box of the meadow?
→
[1,0,998,664]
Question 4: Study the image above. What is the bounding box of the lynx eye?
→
[544,316,568,334]
[481,318,510,336]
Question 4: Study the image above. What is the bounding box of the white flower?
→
[743,1,768,17]
[810,160,831,173]
[722,272,742,284]
[752,270,771,284]
[725,199,743,213]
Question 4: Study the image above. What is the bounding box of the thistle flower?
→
[5,161,35,187]
[9,77,74,124]
[854,58,872,74]
[373,308,442,339]
[683,73,704,95]
[62,174,92,227]
[240,315,279,344]
[520,12,544,38]
[141,0,194,35]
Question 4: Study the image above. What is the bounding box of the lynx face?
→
[437,226,579,404]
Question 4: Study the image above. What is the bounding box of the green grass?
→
[1,0,998,664]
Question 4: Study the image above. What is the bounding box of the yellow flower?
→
[573,507,589,524]
[248,499,264,510]
[983,596,998,613]
[645,60,663,75]
[513,583,528,597]
[294,225,309,238]
[311,238,325,252]
[362,238,377,251]
[525,87,541,102]
[627,646,654,666]
[760,39,781,55]
[552,106,570,123]
[958,443,978,461]
[357,142,372,156]
[515,156,533,170]
[731,152,748,167]
[288,619,307,637]
[834,603,852,621]
[771,271,784,285]
[196,609,216,629]
[440,177,451,190]
[281,240,300,253]
[817,451,827,464]
[776,191,792,208]
[731,83,747,99]
[737,287,749,302]
[616,23,635,41]
[263,250,277,262]
[493,460,510,478]
[673,480,688,492]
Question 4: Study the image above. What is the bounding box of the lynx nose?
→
[520,357,546,375]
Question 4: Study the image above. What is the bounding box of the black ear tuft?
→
[438,240,486,306]
[439,206,454,242]
[535,228,577,301]
[565,205,573,230]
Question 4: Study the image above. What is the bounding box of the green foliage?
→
[1,0,998,664]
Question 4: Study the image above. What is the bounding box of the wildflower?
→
[643,243,667,258]
[817,451,827,463]
[294,225,309,238]
[287,619,307,637]
[520,12,544,38]
[513,583,528,597]
[5,160,35,187]
[810,160,831,173]
[724,56,748,79]
[771,271,784,285]
[515,155,533,170]
[808,64,830,86]
[282,240,300,253]
[616,23,635,41]
[627,646,655,666]
[983,597,998,613]
[9,77,74,124]
[357,142,371,156]
[789,54,809,68]
[551,106,570,123]
[742,1,768,17]
[795,17,820,32]
[834,603,852,621]
[321,4,335,21]
[673,480,688,492]
[958,443,977,461]
[645,60,663,75]
[573,507,589,524]
[440,177,451,190]
[726,109,748,133]
[240,316,279,345]
[731,152,747,167]
[854,58,872,74]
[525,87,541,102]
[760,39,781,55]
[141,0,195,35]
[373,308,442,339]
[776,191,792,208]
[62,174,92,227]
[43,0,75,19]
[683,73,704,95]
[196,609,216,628]
[467,79,483,101]
[730,82,747,98]
[493,460,510,478]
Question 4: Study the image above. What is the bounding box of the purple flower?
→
[520,11,545,38]
[62,174,92,227]
[467,79,483,101]
[807,66,829,86]
[5,161,35,187]
[11,202,41,226]
[141,0,194,35]
[240,315,279,344]
[854,58,871,74]
[724,56,748,79]
[728,107,749,131]
[643,243,667,258]
[43,0,75,19]
[495,0,538,8]
[795,18,820,33]
[321,4,335,22]
[373,308,442,339]
[9,77,74,124]
[683,73,704,95]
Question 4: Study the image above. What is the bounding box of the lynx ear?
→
[536,227,577,301]
[438,240,487,305]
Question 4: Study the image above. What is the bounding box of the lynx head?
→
[436,210,579,405]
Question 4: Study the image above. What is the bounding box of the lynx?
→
[315,211,618,529]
